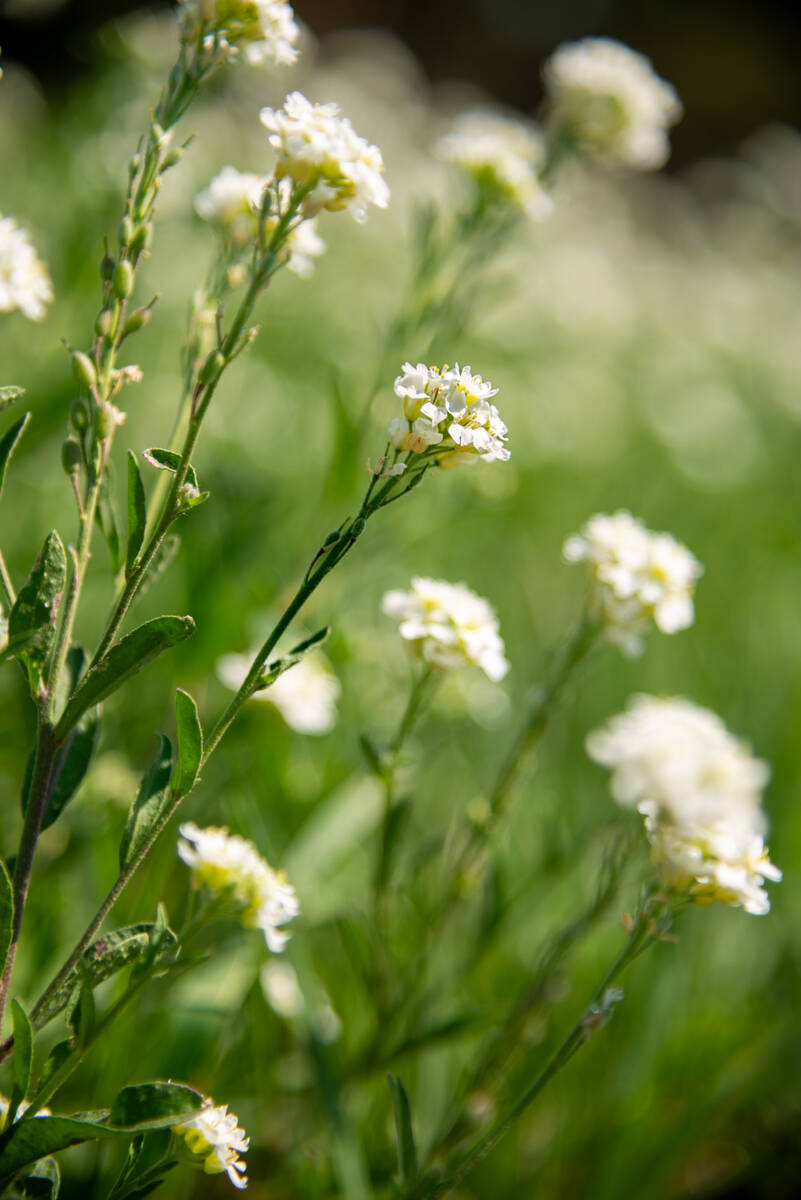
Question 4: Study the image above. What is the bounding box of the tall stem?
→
[0,548,15,609]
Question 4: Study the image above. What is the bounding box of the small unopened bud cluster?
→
[588,695,781,915]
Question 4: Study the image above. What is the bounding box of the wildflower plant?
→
[0,12,785,1200]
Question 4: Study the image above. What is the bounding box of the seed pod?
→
[121,305,152,338]
[322,530,341,548]
[61,438,82,476]
[100,253,115,282]
[130,222,153,255]
[93,402,115,441]
[113,260,134,300]
[94,308,114,338]
[72,351,97,392]
[69,396,90,433]
[118,215,135,247]
[161,146,183,169]
[350,517,367,538]
[198,350,225,386]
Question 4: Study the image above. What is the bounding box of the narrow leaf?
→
[0,862,13,991]
[119,735,173,872]
[0,385,25,413]
[55,616,195,740]
[8,531,67,692]
[142,448,198,490]
[388,1075,418,1185]
[65,982,95,1050]
[9,1001,34,1126]
[126,450,147,575]
[287,626,331,657]
[172,689,202,798]
[0,411,31,500]
[96,470,123,575]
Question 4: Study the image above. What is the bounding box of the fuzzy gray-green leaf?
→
[172,688,202,798]
[0,411,31,499]
[119,734,173,872]
[142,448,198,490]
[7,531,67,691]
[55,616,195,740]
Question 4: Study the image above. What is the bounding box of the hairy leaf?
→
[142,448,198,490]
[55,616,195,740]
[0,411,31,500]
[119,735,173,872]
[126,450,147,575]
[8,531,67,692]
[172,689,202,798]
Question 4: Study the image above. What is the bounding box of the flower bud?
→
[100,253,115,282]
[350,517,366,538]
[69,396,90,433]
[128,154,141,178]
[322,530,341,548]
[121,305,152,337]
[94,308,114,338]
[198,350,225,386]
[93,402,115,441]
[130,222,153,255]
[113,260,134,300]
[162,146,183,170]
[61,438,82,476]
[72,351,97,392]
[118,215,135,247]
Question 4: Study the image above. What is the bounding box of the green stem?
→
[0,548,15,609]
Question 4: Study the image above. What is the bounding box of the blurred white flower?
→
[543,37,681,170]
[390,362,509,467]
[259,91,390,222]
[179,0,300,67]
[0,1094,51,1121]
[284,216,325,277]
[437,109,553,220]
[587,695,781,915]
[261,959,304,1018]
[0,214,53,321]
[563,510,701,655]
[0,602,7,652]
[382,577,509,682]
[177,822,299,952]
[217,651,339,733]
[174,1099,249,1189]
[195,165,266,240]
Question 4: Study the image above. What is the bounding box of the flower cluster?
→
[382,577,509,682]
[390,363,509,468]
[259,91,390,222]
[543,37,682,170]
[563,510,702,656]
[177,823,299,951]
[194,167,325,276]
[587,695,781,915]
[179,0,300,67]
[174,1099,249,1189]
[0,214,53,321]
[437,110,553,220]
[217,651,340,733]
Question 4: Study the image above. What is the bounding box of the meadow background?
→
[2,2,801,1197]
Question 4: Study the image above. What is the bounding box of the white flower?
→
[563,510,701,655]
[587,695,781,915]
[177,822,299,952]
[179,0,300,67]
[543,37,682,169]
[437,110,553,220]
[390,363,509,467]
[259,91,390,222]
[284,216,325,277]
[0,215,53,321]
[174,1099,249,1189]
[195,166,267,241]
[217,651,339,734]
[382,577,509,682]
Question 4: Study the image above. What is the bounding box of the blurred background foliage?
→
[2,3,801,1199]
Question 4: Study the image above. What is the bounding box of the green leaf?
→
[33,921,178,1032]
[142,448,198,490]
[287,626,331,657]
[0,385,25,413]
[126,450,147,575]
[97,470,123,574]
[118,735,173,872]
[0,411,31,500]
[107,1083,201,1130]
[388,1075,418,1185]
[7,531,67,692]
[171,689,202,799]
[0,1084,201,1184]
[8,1001,34,1127]
[256,626,332,691]
[54,616,195,740]
[65,982,95,1049]
[0,861,13,995]
[35,1042,71,1096]
[11,1156,61,1199]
